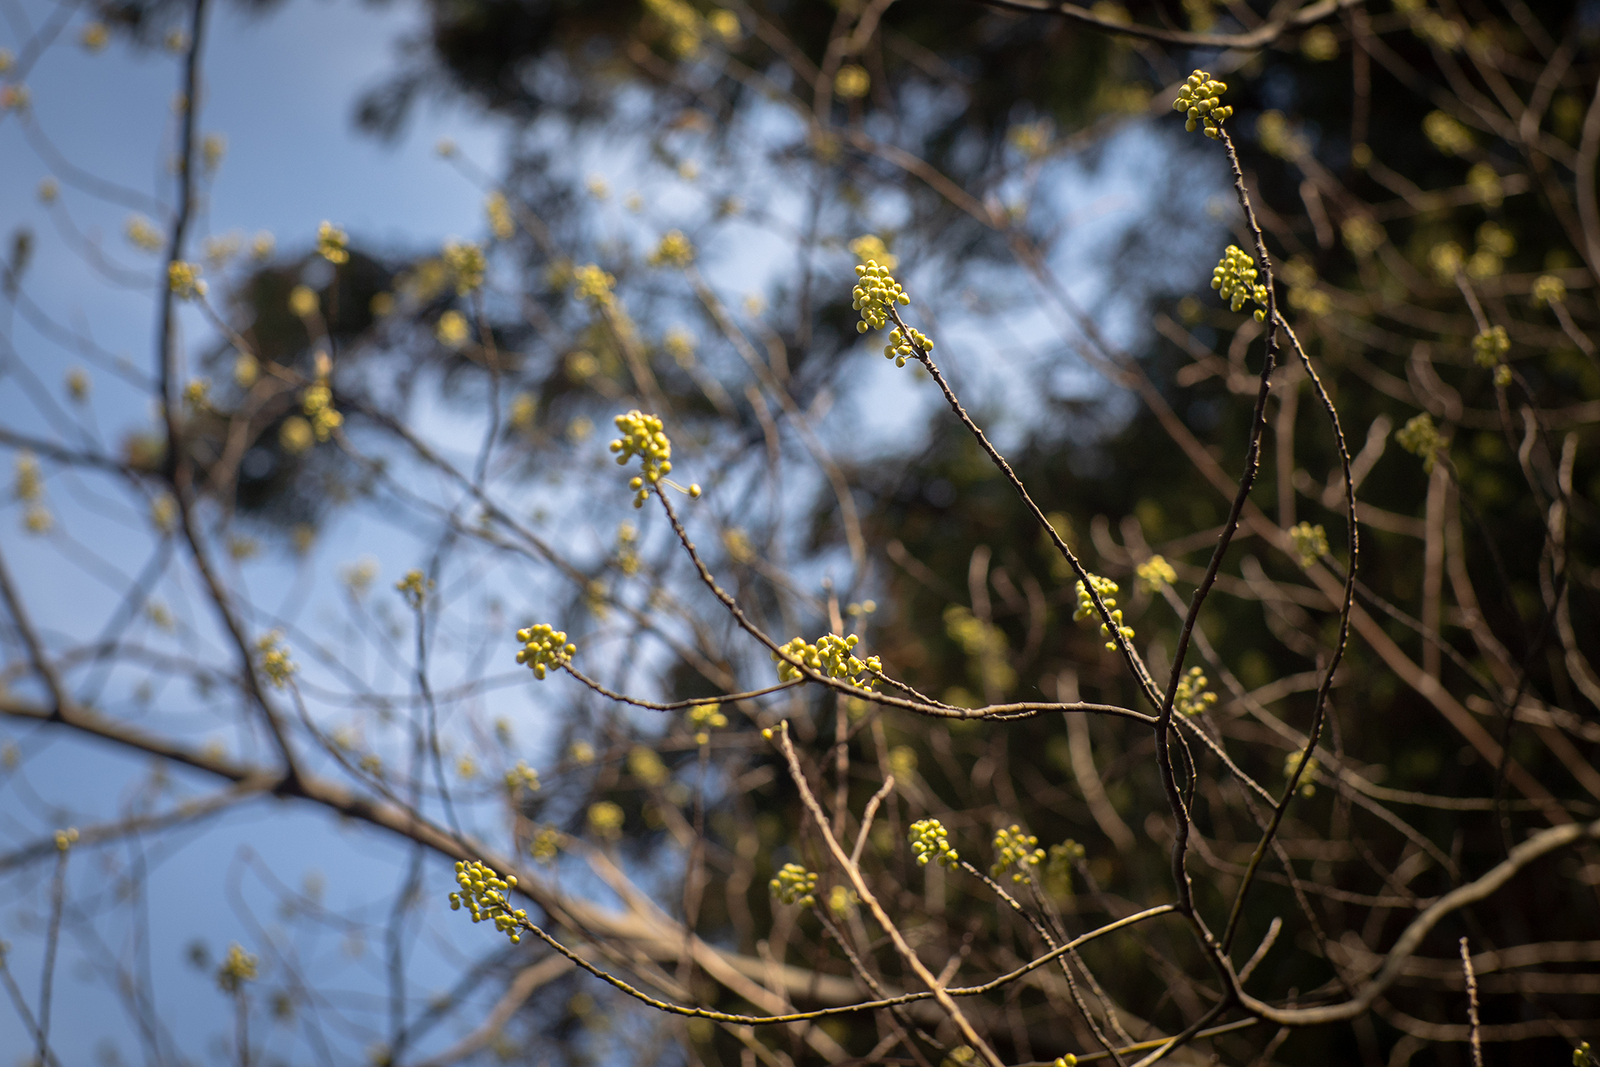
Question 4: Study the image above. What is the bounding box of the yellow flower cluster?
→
[1074,575,1133,650]
[168,261,206,300]
[848,234,897,271]
[486,191,516,241]
[883,325,932,368]
[54,827,79,851]
[444,240,485,294]
[395,569,432,609]
[529,826,559,863]
[504,760,541,795]
[609,410,673,507]
[1283,751,1319,798]
[126,215,164,252]
[769,862,819,906]
[1172,69,1232,138]
[1532,274,1567,307]
[773,633,881,687]
[852,260,909,333]
[588,800,625,839]
[436,310,470,348]
[515,623,575,679]
[688,702,727,745]
[1173,665,1218,718]
[990,824,1044,884]
[1212,245,1269,322]
[448,860,527,944]
[289,284,319,318]
[1396,413,1444,473]
[256,631,296,688]
[1136,554,1176,593]
[1471,325,1509,368]
[909,818,960,868]
[1288,521,1328,568]
[301,357,342,442]
[834,64,870,99]
[216,943,258,993]
[573,263,616,306]
[317,221,349,265]
[648,230,694,268]
[184,379,210,410]
[14,451,41,502]
[768,863,819,908]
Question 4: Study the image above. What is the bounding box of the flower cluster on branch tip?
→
[773,633,881,687]
[1284,751,1320,798]
[1074,575,1133,651]
[991,825,1044,884]
[883,325,932,367]
[216,943,258,993]
[505,760,541,795]
[573,263,616,307]
[648,230,694,268]
[54,827,79,851]
[1213,245,1269,322]
[1574,1041,1593,1067]
[516,624,575,679]
[316,221,349,265]
[1396,413,1445,473]
[255,631,296,688]
[1288,521,1329,568]
[448,860,527,944]
[1135,555,1175,593]
[852,260,909,333]
[769,863,818,906]
[1172,69,1232,138]
[301,353,342,443]
[443,240,485,294]
[395,569,432,609]
[688,702,727,745]
[910,818,959,868]
[168,261,206,300]
[610,410,673,508]
[1174,666,1217,718]
[1472,325,1509,366]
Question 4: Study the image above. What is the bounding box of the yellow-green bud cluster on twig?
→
[909,818,959,868]
[444,240,486,294]
[1288,521,1329,568]
[448,860,527,944]
[1172,69,1232,138]
[1471,325,1509,367]
[515,624,575,679]
[573,263,616,306]
[1135,555,1176,593]
[216,943,258,993]
[884,325,932,368]
[688,702,727,745]
[990,824,1044,884]
[168,261,206,300]
[256,631,296,688]
[504,760,541,795]
[317,221,349,265]
[1074,575,1133,651]
[1396,413,1445,473]
[610,410,673,507]
[301,356,343,443]
[773,633,881,687]
[1212,245,1269,322]
[648,230,694,268]
[769,862,818,906]
[852,260,909,333]
[1174,666,1218,718]
[1284,751,1320,798]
